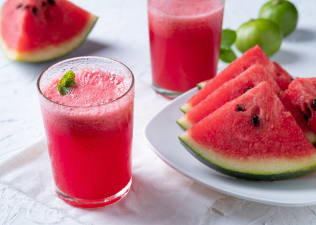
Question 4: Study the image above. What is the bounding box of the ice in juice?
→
[148,0,224,95]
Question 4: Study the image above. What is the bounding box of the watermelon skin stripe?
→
[176,119,189,130]
[176,115,191,130]
[0,14,97,62]
[197,81,206,90]
[179,105,188,114]
[180,103,191,114]
[179,134,316,181]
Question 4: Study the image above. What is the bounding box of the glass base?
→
[56,179,132,208]
[152,83,183,99]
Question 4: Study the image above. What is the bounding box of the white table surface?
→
[1,0,316,224]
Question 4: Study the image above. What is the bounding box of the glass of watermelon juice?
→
[148,0,224,97]
[37,57,134,208]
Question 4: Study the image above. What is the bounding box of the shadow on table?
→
[115,174,188,221]
[82,173,220,225]
[67,39,111,58]
[271,49,299,65]
[286,27,316,43]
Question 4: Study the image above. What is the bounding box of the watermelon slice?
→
[279,91,316,144]
[177,65,281,130]
[0,0,98,62]
[283,78,316,134]
[196,62,290,91]
[179,82,316,180]
[180,46,292,113]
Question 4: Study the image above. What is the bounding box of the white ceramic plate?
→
[145,88,316,207]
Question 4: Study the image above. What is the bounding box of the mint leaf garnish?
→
[221,29,237,49]
[220,48,237,63]
[57,70,76,96]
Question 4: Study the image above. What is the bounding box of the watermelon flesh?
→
[180,45,292,113]
[0,0,97,62]
[279,92,316,144]
[177,64,281,130]
[196,62,291,91]
[283,78,316,134]
[179,82,316,180]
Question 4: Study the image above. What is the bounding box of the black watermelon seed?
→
[251,115,260,127]
[16,4,23,9]
[304,113,309,122]
[244,87,252,93]
[312,99,316,111]
[48,0,55,5]
[32,7,37,15]
[236,104,245,112]
[42,1,47,6]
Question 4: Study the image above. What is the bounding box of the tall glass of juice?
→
[37,57,134,208]
[148,0,224,97]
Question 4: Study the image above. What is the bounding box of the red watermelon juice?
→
[37,57,134,208]
[148,0,224,97]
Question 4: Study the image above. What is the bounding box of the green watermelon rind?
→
[180,81,207,113]
[0,14,98,63]
[176,119,188,130]
[176,115,191,130]
[180,82,206,113]
[179,133,316,181]
[180,103,191,114]
[306,131,316,146]
[197,81,207,90]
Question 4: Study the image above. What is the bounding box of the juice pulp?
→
[148,0,224,93]
[40,69,134,207]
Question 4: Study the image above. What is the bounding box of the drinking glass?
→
[37,57,134,208]
[148,0,225,97]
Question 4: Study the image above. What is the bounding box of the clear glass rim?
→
[147,0,225,17]
[36,56,135,109]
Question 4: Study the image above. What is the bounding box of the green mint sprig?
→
[57,70,76,96]
[221,29,237,49]
[220,48,237,63]
[220,29,237,63]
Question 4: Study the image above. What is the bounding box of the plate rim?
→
[145,88,316,207]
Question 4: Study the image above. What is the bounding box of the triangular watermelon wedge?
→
[196,62,291,91]
[177,64,281,130]
[282,78,316,134]
[179,82,316,180]
[0,0,98,62]
[180,46,292,113]
[280,91,316,144]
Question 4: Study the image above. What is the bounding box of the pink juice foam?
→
[148,0,224,92]
[40,69,134,207]
[44,69,129,106]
